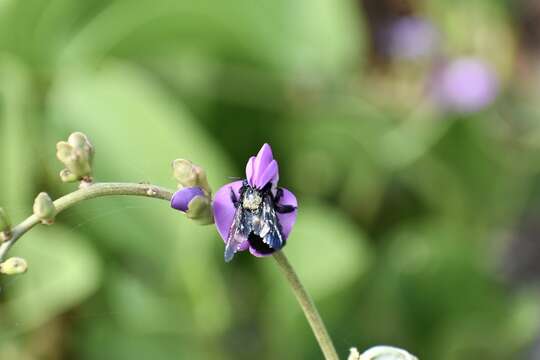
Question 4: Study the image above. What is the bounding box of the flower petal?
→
[254,143,274,172]
[237,240,250,251]
[171,187,204,212]
[253,159,278,189]
[276,187,298,239]
[250,143,275,188]
[245,156,255,184]
[212,180,249,249]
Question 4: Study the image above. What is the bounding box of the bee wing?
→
[260,195,284,250]
[224,206,249,262]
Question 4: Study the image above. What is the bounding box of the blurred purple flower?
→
[432,58,499,113]
[213,144,297,261]
[171,187,205,212]
[380,16,439,60]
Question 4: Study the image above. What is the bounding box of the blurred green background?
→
[1,0,540,359]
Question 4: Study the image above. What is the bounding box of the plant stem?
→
[0,182,174,261]
[272,251,340,360]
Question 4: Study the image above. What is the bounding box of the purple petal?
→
[245,156,256,184]
[276,187,298,239]
[212,180,242,241]
[171,187,205,212]
[253,159,278,189]
[249,143,278,189]
[212,180,249,249]
[237,239,250,251]
[254,144,274,174]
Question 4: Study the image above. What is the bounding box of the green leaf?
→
[5,225,102,331]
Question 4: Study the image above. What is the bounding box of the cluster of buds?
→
[0,207,12,242]
[170,159,213,224]
[56,132,94,184]
[349,346,417,360]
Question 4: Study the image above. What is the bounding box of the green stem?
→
[0,182,174,261]
[272,251,340,360]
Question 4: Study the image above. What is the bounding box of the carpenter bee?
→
[224,180,296,262]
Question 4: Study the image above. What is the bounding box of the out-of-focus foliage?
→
[0,0,540,359]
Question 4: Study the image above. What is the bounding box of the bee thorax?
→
[242,191,262,210]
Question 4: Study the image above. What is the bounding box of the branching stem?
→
[0,181,340,359]
[0,182,174,261]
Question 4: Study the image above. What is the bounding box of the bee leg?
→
[276,204,296,214]
[274,188,284,203]
[230,187,240,208]
[273,188,295,213]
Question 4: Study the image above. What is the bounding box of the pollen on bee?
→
[242,191,262,210]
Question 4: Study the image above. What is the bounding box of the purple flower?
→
[171,187,214,224]
[379,16,440,61]
[213,144,298,261]
[431,58,499,113]
[171,187,205,212]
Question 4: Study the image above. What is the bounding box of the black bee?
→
[225,179,296,262]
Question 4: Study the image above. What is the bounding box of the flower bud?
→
[185,195,213,224]
[0,257,28,275]
[172,159,211,194]
[350,346,417,360]
[171,187,214,225]
[59,169,79,182]
[0,207,12,241]
[33,192,57,225]
[56,132,94,183]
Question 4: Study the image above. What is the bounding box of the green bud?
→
[0,257,28,275]
[33,192,57,225]
[172,159,211,194]
[0,207,11,241]
[185,195,214,224]
[56,132,94,183]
